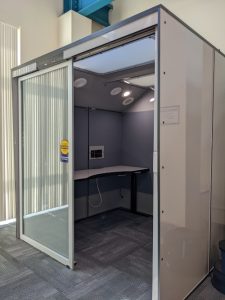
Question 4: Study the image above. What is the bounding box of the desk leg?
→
[131,173,137,213]
[86,180,89,218]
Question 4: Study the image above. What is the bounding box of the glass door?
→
[18,61,74,268]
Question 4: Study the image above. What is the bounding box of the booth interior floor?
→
[73,209,153,299]
[0,210,223,300]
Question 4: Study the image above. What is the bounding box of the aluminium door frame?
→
[152,25,160,300]
[18,60,74,269]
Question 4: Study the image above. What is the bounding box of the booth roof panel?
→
[64,11,157,60]
[12,4,225,77]
[12,5,160,76]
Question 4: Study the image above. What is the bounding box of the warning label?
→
[60,139,69,163]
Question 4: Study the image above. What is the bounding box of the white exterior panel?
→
[159,8,214,300]
[210,51,225,267]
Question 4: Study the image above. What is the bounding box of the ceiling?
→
[73,36,155,112]
[74,69,149,112]
[73,36,155,74]
[125,74,155,87]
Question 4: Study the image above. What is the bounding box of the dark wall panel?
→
[122,110,154,194]
[74,108,123,201]
[122,110,154,168]
[74,107,88,170]
[89,109,122,168]
[74,107,154,217]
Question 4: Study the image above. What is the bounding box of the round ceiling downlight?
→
[149,97,155,102]
[122,97,134,106]
[122,90,131,97]
[74,78,87,88]
[110,87,122,96]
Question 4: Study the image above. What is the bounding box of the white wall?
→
[110,0,225,53]
[0,0,63,63]
[59,11,92,47]
[58,10,104,47]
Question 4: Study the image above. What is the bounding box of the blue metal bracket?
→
[78,0,112,16]
[64,0,79,13]
[63,0,113,26]
[88,4,112,26]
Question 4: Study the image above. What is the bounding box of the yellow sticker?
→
[60,139,69,162]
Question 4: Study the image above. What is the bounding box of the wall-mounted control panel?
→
[89,145,104,160]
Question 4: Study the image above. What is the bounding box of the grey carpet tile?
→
[0,272,65,300]
[111,223,152,246]
[75,230,119,253]
[136,290,153,300]
[0,210,153,300]
[2,209,222,300]
[143,242,153,252]
[188,277,225,300]
[73,254,105,283]
[112,279,151,300]
[43,293,69,300]
[0,249,33,287]
[66,266,121,299]
[0,226,41,263]
[23,252,105,294]
[78,275,151,300]
[80,232,140,265]
[66,266,151,300]
[4,242,42,262]
[113,247,152,284]
[133,218,153,236]
[76,210,147,235]
[21,254,83,291]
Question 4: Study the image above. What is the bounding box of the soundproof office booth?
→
[12,5,225,300]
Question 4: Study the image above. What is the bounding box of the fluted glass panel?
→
[0,21,18,222]
[22,67,69,258]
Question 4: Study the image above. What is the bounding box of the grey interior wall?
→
[121,92,154,214]
[122,110,154,171]
[74,96,154,218]
[74,107,88,170]
[89,109,122,168]
[74,107,88,220]
[88,114,123,217]
[74,107,123,220]
[74,107,123,168]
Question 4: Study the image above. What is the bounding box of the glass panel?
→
[21,67,69,258]
[0,21,18,223]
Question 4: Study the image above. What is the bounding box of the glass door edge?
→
[67,59,75,269]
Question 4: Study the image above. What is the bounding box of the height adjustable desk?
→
[74,165,149,213]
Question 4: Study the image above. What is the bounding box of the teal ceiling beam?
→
[88,5,112,26]
[78,0,113,17]
[64,0,79,13]
[63,0,113,26]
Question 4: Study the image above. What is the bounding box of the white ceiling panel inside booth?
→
[73,37,155,74]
